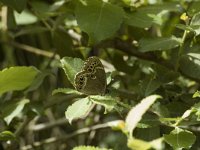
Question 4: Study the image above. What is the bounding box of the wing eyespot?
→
[90,74,96,79]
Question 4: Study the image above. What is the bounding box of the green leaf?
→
[30,0,56,19]
[190,12,200,35]
[90,95,117,112]
[125,12,154,28]
[164,128,196,149]
[188,1,200,16]
[150,138,164,150]
[145,78,162,96]
[140,65,179,98]
[154,65,179,83]
[60,57,84,85]
[127,137,152,150]
[151,102,170,118]
[0,131,16,141]
[139,37,181,52]
[106,72,112,85]
[128,137,164,150]
[175,24,195,32]
[75,0,124,43]
[125,95,161,134]
[193,91,200,98]
[112,52,136,75]
[7,8,17,29]
[138,114,161,128]
[0,0,27,13]
[73,146,111,150]
[140,78,161,97]
[14,11,38,25]
[14,26,48,37]
[180,53,200,80]
[138,3,181,14]
[192,102,200,121]
[0,66,38,95]
[25,71,51,93]
[125,3,180,28]
[65,97,93,124]
[2,99,30,125]
[53,28,73,57]
[52,88,82,95]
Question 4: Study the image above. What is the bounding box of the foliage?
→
[0,0,200,150]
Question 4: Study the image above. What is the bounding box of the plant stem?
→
[175,30,188,71]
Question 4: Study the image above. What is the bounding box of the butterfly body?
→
[74,56,106,95]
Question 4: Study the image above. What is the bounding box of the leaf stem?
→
[175,30,188,71]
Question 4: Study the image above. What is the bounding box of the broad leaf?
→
[125,95,161,134]
[14,11,38,25]
[125,2,181,28]
[7,8,17,29]
[0,0,27,13]
[14,26,48,37]
[188,1,200,16]
[2,99,30,125]
[73,146,111,150]
[127,138,152,150]
[190,12,200,35]
[180,53,200,80]
[128,137,164,150]
[25,71,51,93]
[53,28,73,57]
[0,66,38,95]
[138,3,181,14]
[90,95,117,112]
[164,128,196,149]
[176,24,195,32]
[60,57,84,85]
[0,131,16,141]
[192,102,200,121]
[52,88,82,95]
[125,12,154,28]
[151,102,170,118]
[30,1,58,19]
[75,0,124,43]
[139,37,181,52]
[65,97,93,124]
[154,65,179,83]
[142,78,162,96]
[193,91,200,98]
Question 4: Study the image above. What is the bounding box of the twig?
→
[15,116,30,137]
[182,126,200,132]
[1,6,7,31]
[21,121,114,150]
[9,41,60,59]
[29,117,67,131]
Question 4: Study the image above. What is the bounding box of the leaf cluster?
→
[0,0,200,150]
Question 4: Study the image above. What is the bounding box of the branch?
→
[15,116,30,137]
[113,38,174,69]
[21,121,119,150]
[29,118,67,132]
[96,38,200,83]
[9,41,60,59]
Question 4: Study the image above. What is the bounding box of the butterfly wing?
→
[74,57,106,95]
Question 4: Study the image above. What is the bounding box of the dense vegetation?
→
[1,0,200,150]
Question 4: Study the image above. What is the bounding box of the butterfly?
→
[74,56,106,95]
